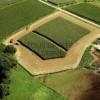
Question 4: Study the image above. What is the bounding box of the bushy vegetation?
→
[5,64,67,100]
[19,32,66,60]
[79,46,94,68]
[0,0,54,41]
[4,45,17,54]
[0,43,17,99]
[36,17,89,50]
[65,3,100,24]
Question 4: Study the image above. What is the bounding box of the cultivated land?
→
[1,0,100,100]
[44,0,86,4]
[19,32,65,60]
[65,3,100,25]
[5,64,66,100]
[4,10,100,75]
[0,0,53,41]
[36,17,89,50]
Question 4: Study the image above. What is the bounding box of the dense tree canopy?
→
[0,43,17,99]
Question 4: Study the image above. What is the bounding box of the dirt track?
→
[4,11,100,75]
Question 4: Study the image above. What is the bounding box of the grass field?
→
[19,32,66,60]
[0,0,26,9]
[34,69,92,100]
[65,3,100,25]
[36,17,89,50]
[0,0,53,41]
[79,46,94,69]
[5,64,66,100]
[46,0,86,4]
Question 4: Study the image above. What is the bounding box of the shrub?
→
[4,45,16,54]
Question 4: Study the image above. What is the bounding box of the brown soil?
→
[78,72,100,100]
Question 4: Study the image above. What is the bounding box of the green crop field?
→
[36,17,89,50]
[0,0,53,41]
[0,0,26,9]
[34,69,91,99]
[19,32,66,60]
[48,0,74,4]
[65,3,100,25]
[45,0,92,5]
[5,64,66,100]
[79,46,94,69]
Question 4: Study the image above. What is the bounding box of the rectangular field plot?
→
[65,3,100,25]
[19,32,66,60]
[0,0,53,41]
[35,17,89,50]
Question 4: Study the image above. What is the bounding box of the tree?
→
[4,45,16,54]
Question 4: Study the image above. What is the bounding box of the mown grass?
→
[19,32,66,60]
[0,0,54,41]
[34,69,91,100]
[65,3,100,24]
[79,46,94,69]
[5,64,66,100]
[36,17,89,50]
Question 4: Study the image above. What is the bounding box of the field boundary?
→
[39,0,100,29]
[4,8,100,75]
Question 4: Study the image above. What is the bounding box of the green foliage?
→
[34,69,89,99]
[0,43,6,52]
[0,43,17,99]
[4,45,16,54]
[79,46,94,68]
[36,17,89,50]
[19,32,66,59]
[65,3,100,24]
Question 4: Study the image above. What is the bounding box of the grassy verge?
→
[5,64,67,100]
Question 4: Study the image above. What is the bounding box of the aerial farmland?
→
[0,0,100,100]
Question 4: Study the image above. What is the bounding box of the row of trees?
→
[0,44,17,99]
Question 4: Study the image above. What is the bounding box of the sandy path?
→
[4,11,61,45]
[15,29,100,75]
[4,11,100,75]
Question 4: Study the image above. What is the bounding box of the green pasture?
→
[34,69,91,99]
[5,64,66,100]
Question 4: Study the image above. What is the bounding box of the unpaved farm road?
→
[4,11,100,75]
[15,29,100,75]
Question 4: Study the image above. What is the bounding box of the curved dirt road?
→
[15,29,100,75]
[4,11,100,75]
